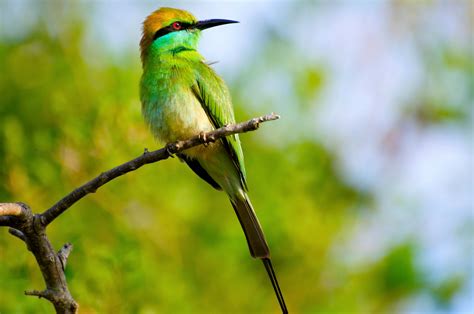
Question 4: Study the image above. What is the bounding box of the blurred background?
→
[0,0,472,313]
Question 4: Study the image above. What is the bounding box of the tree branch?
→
[41,113,279,226]
[0,113,280,313]
[0,202,24,216]
[0,203,29,227]
[0,203,78,313]
[9,228,27,243]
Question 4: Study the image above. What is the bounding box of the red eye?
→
[172,22,182,30]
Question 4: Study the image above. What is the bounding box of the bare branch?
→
[25,288,78,314]
[0,113,279,313]
[0,202,24,217]
[25,289,55,300]
[9,228,27,243]
[0,203,29,227]
[0,216,16,227]
[1,203,78,313]
[41,113,280,226]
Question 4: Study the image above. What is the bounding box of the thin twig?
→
[41,113,279,226]
[25,289,55,300]
[8,228,27,242]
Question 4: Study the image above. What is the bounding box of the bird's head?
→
[140,7,238,64]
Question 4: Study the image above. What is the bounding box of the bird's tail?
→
[230,194,288,313]
[263,257,288,313]
[230,194,269,258]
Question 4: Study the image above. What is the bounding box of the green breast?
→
[140,56,213,143]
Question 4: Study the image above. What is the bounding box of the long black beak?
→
[194,19,239,30]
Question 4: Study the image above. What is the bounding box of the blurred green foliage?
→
[0,2,469,314]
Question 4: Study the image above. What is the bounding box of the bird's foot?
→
[199,131,209,147]
[143,148,149,155]
[165,143,177,157]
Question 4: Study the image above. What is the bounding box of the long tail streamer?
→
[262,258,288,313]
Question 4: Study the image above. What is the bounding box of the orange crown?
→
[140,7,197,62]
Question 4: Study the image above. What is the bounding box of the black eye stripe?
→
[153,22,193,40]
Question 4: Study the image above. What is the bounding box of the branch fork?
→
[0,113,280,313]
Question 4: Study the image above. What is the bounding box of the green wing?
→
[192,63,248,190]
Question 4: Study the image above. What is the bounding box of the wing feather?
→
[191,64,248,190]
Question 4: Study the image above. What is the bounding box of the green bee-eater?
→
[139,7,287,312]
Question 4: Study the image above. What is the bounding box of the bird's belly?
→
[163,96,211,139]
[147,93,216,157]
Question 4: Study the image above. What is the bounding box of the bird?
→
[139,7,287,313]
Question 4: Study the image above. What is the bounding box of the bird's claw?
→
[143,148,149,155]
[199,131,209,147]
[165,143,176,157]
